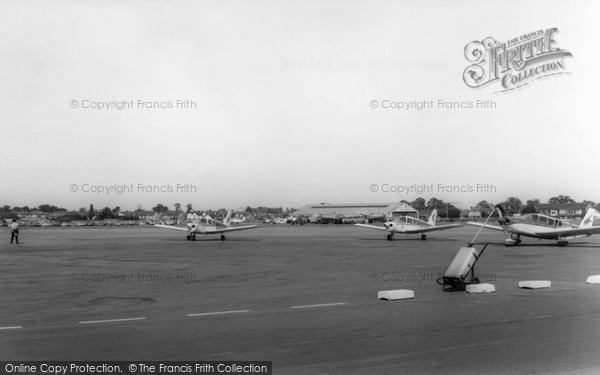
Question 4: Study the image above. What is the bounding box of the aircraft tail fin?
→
[579,208,598,228]
[496,205,506,218]
[223,210,232,226]
[428,209,438,226]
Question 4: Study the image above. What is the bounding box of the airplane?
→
[229,215,247,224]
[154,210,258,241]
[355,209,462,241]
[467,206,600,247]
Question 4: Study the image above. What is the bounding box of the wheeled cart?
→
[437,244,488,292]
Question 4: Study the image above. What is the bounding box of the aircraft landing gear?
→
[221,235,226,241]
[421,234,427,241]
[191,235,197,241]
[505,234,521,247]
[387,233,394,241]
[437,244,488,292]
[186,235,191,241]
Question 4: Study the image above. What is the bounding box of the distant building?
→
[15,216,52,227]
[467,210,482,219]
[15,210,47,219]
[537,203,592,219]
[293,202,419,219]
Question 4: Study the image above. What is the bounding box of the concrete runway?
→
[2,224,600,374]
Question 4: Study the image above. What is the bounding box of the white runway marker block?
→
[466,283,496,294]
[377,289,414,301]
[586,275,600,284]
[518,280,551,289]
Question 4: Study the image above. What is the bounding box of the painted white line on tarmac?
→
[501,315,552,323]
[187,310,251,317]
[290,302,347,309]
[79,317,147,324]
[522,315,552,320]
[0,326,23,330]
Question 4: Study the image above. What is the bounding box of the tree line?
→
[0,203,294,221]
[1,195,596,221]
[406,195,595,219]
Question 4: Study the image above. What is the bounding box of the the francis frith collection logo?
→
[463,28,572,93]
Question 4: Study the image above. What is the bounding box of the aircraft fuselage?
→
[189,224,224,235]
[387,223,430,234]
[501,218,581,246]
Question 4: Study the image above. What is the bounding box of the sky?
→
[1,0,599,212]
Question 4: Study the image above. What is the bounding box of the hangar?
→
[292,202,418,220]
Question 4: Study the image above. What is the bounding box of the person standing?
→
[10,219,19,244]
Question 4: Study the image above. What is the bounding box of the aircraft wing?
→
[402,223,463,233]
[154,224,190,232]
[204,225,258,234]
[466,222,505,231]
[533,226,600,239]
[354,224,388,232]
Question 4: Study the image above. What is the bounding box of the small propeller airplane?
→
[355,209,462,241]
[154,210,258,241]
[228,215,247,224]
[467,206,600,247]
